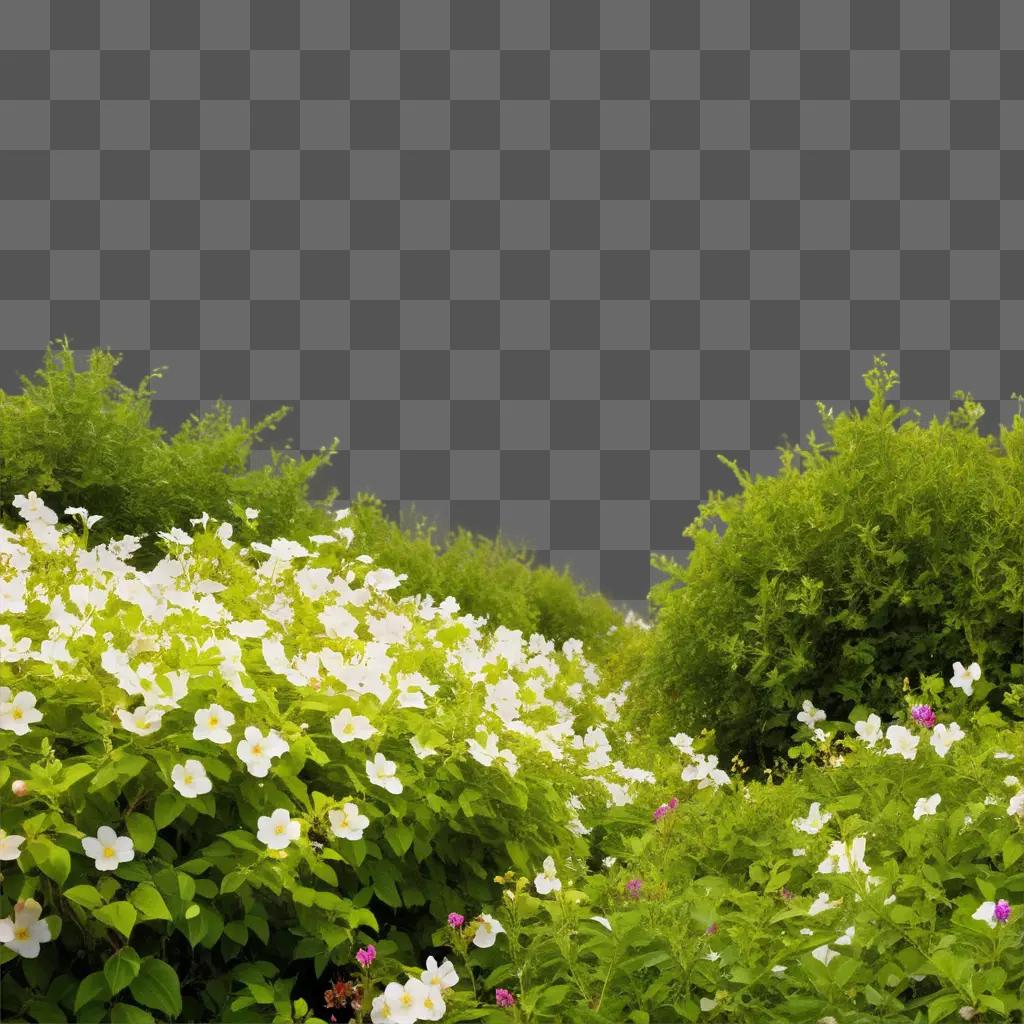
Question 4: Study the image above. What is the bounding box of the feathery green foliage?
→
[640,355,1024,766]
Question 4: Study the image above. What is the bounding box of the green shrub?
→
[346,494,625,658]
[0,338,339,568]
[641,355,1024,766]
[432,668,1024,1022]
[0,502,645,1023]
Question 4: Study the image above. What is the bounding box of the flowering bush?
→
[643,354,1024,764]
[0,497,653,1022]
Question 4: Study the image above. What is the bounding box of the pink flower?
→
[911,704,937,729]
[355,945,376,968]
[668,797,679,810]
[653,803,670,821]
[706,922,718,935]
[447,912,465,929]
[495,988,517,1008]
[625,879,643,899]
[996,899,1012,923]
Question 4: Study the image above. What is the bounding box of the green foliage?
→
[0,507,633,1022]
[641,355,1024,765]
[346,494,625,658]
[0,337,339,567]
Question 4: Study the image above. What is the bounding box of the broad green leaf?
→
[63,884,103,910]
[27,838,71,885]
[75,971,110,1012]
[104,947,141,996]
[126,813,156,854]
[131,883,172,922]
[153,792,185,829]
[109,1002,155,1024]
[224,920,248,944]
[220,869,248,894]
[130,958,183,1017]
[94,901,138,939]
[386,822,414,857]
[56,763,94,792]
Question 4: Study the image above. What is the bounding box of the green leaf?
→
[386,822,415,857]
[153,792,185,829]
[75,972,110,1013]
[221,869,248,894]
[109,1003,155,1024]
[56,763,94,792]
[131,883,172,922]
[63,885,103,910]
[126,813,156,854]
[1004,836,1024,869]
[224,920,248,945]
[130,958,183,1017]
[310,860,337,886]
[104,947,141,996]
[95,901,138,939]
[27,838,71,885]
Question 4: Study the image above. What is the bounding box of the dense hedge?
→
[641,356,1024,765]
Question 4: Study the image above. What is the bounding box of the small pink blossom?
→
[495,988,517,1008]
[625,878,643,899]
[911,704,937,729]
[706,922,718,935]
[995,899,1012,923]
[355,945,376,968]
[447,912,465,929]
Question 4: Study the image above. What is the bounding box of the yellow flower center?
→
[424,996,435,1009]
[14,926,29,941]
[274,824,285,834]
[401,994,413,1007]
[251,743,263,756]
[344,723,353,733]
[431,974,441,985]
[12,708,22,720]
[103,846,115,858]
[209,716,218,726]
[183,774,193,785]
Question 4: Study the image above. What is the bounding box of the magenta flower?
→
[495,988,517,1008]
[706,922,718,935]
[625,878,643,899]
[668,797,679,810]
[653,803,670,821]
[447,912,465,929]
[355,945,376,968]
[995,899,1012,923]
[911,704,937,729]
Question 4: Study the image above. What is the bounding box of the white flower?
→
[13,492,57,525]
[0,830,25,861]
[995,751,1015,760]
[366,752,403,795]
[471,913,505,948]
[793,802,832,835]
[157,527,193,546]
[818,836,870,876]
[681,753,730,789]
[81,826,135,871]
[799,927,814,935]
[704,950,721,961]
[330,707,376,744]
[534,855,562,895]
[797,700,826,728]
[1005,776,1020,788]
[950,660,981,696]
[771,965,787,974]
[669,732,694,755]
[193,704,235,744]
[64,506,103,528]
[808,892,840,916]
[245,507,260,520]
[116,705,164,736]
[0,690,42,735]
[328,802,369,841]
[0,898,52,958]
[404,978,445,1021]
[410,736,438,759]
[792,848,806,857]
[854,713,883,747]
[421,955,459,990]
[237,726,288,778]
[371,982,417,1024]
[913,793,941,820]
[930,722,965,758]
[812,943,839,965]
[1008,791,1024,817]
[834,925,855,946]
[589,916,613,931]
[972,900,1001,928]
[171,759,213,799]
[885,724,919,760]
[699,996,719,1012]
[256,808,301,850]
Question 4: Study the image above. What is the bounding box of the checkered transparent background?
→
[1,0,1022,615]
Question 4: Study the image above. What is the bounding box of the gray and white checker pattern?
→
[1,1,1022,617]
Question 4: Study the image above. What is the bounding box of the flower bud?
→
[11,780,29,797]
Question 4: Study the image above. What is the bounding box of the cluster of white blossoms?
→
[0,495,657,874]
